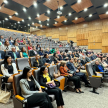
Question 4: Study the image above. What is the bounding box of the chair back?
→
[86,63,94,76]
[29,57,35,67]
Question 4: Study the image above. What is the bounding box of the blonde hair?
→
[60,61,66,67]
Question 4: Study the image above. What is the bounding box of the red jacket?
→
[59,66,69,76]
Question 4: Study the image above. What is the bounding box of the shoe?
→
[85,84,91,87]
[76,90,80,93]
[79,91,84,93]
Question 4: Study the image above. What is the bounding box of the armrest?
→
[40,86,45,89]
[54,79,59,81]
[18,70,22,72]
[92,75,102,78]
[31,67,38,69]
[15,95,25,101]
[96,72,103,74]
[0,74,3,77]
[64,75,68,77]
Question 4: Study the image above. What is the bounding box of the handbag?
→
[0,90,11,103]
[47,83,56,88]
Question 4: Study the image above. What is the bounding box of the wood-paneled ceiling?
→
[0,0,107,31]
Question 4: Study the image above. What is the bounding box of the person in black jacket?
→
[39,66,64,108]
[33,54,43,68]
[8,47,20,60]
[0,50,5,59]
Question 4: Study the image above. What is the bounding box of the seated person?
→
[39,66,64,108]
[77,59,85,70]
[73,57,78,68]
[20,47,28,58]
[56,48,60,54]
[0,35,5,43]
[58,51,64,61]
[53,67,61,79]
[39,47,44,56]
[102,56,108,68]
[93,60,108,75]
[53,53,61,64]
[36,44,40,50]
[1,40,11,50]
[68,51,72,59]
[33,54,43,68]
[20,66,53,108]
[8,47,20,60]
[59,62,84,93]
[1,55,18,83]
[14,42,20,51]
[50,48,56,54]
[63,52,69,61]
[32,46,37,55]
[75,51,80,58]
[90,53,95,60]
[45,48,51,54]
[67,58,90,87]
[28,43,33,50]
[43,54,53,66]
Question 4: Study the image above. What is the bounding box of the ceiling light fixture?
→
[28,16,31,20]
[32,22,34,25]
[55,22,57,24]
[9,16,12,18]
[47,18,49,21]
[4,0,8,4]
[47,10,50,14]
[89,14,92,17]
[28,24,30,26]
[84,8,88,12]
[75,17,78,20]
[64,20,67,22]
[77,0,81,3]
[33,1,37,7]
[57,1,62,15]
[37,14,40,17]
[47,23,49,26]
[17,21,20,23]
[23,7,26,12]
[15,12,18,15]
[104,3,108,7]
[60,6,63,10]
[39,20,41,23]
[57,15,60,18]
[68,13,72,16]
[5,18,8,20]
[106,11,108,14]
[22,19,24,22]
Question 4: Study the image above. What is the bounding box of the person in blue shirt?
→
[45,48,51,54]
[38,47,44,56]
[67,58,90,87]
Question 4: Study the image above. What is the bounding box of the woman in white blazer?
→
[1,55,18,83]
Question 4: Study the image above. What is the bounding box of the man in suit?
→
[33,54,43,68]
[67,58,90,87]
[8,47,20,60]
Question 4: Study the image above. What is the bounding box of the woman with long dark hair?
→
[20,47,28,58]
[39,66,64,108]
[20,66,53,108]
[1,55,18,83]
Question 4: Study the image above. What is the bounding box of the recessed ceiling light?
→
[23,7,26,12]
[17,21,20,23]
[60,6,63,10]
[28,24,30,26]
[89,14,92,17]
[47,10,50,14]
[75,17,78,20]
[64,20,67,22]
[84,8,88,12]
[77,0,81,3]
[47,0,50,1]
[5,18,8,20]
[39,20,41,23]
[4,0,8,4]
[68,13,72,16]
[47,18,49,21]
[55,22,57,24]
[32,22,34,25]
[22,19,24,22]
[33,1,37,7]
[57,15,60,18]
[37,14,40,17]
[0,7,1,9]
[47,23,49,26]
[9,16,12,18]
[40,25,42,27]
[28,17,31,20]
[106,11,108,14]
[14,23,16,25]
[104,3,108,7]
[0,21,1,23]
[15,12,18,15]
[21,27,22,28]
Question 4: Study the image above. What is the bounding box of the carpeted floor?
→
[0,83,108,108]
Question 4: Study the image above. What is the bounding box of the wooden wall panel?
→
[88,43,102,49]
[52,34,59,39]
[77,40,88,46]
[102,47,108,53]
[102,33,108,46]
[68,37,77,42]
[102,19,108,32]
[59,35,67,41]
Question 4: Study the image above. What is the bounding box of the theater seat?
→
[86,63,101,94]
[33,69,55,102]
[13,73,39,108]
[29,57,35,68]
[16,58,30,72]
